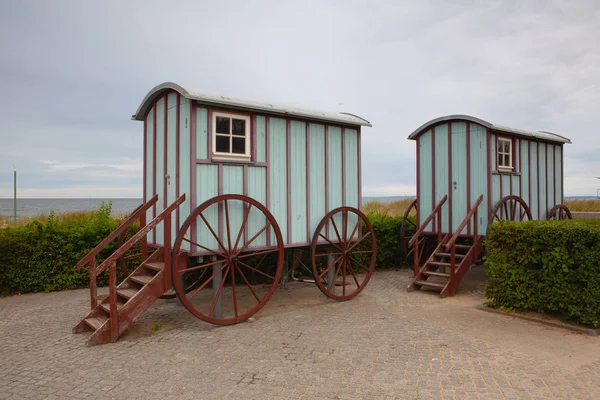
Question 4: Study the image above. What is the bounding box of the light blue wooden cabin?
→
[405,115,572,298]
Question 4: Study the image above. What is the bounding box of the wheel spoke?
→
[342,258,347,296]
[349,255,370,273]
[179,257,227,274]
[208,264,230,317]
[511,201,517,220]
[318,234,344,253]
[346,258,361,288]
[328,257,343,291]
[233,204,252,252]
[315,252,343,257]
[330,217,343,246]
[237,248,280,259]
[347,219,360,243]
[342,210,348,242]
[318,254,343,280]
[238,222,272,253]
[347,231,371,252]
[224,199,232,252]
[235,264,261,304]
[349,250,374,255]
[230,263,238,319]
[182,237,225,258]
[238,260,275,281]
[199,212,228,253]
[187,262,229,300]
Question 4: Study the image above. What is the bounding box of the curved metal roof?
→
[407,114,571,144]
[132,82,372,127]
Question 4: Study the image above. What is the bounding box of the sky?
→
[0,0,599,198]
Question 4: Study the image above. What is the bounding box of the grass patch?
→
[361,198,415,217]
[564,199,600,212]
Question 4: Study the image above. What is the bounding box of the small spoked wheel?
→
[399,199,418,255]
[172,194,284,325]
[547,204,572,220]
[311,207,377,301]
[486,195,532,237]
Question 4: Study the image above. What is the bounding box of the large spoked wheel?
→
[486,195,533,237]
[172,194,284,325]
[311,207,377,301]
[547,204,572,220]
[399,199,426,272]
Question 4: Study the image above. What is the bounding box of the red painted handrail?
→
[408,195,447,247]
[76,194,158,271]
[444,195,484,251]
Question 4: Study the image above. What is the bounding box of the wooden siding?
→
[142,90,363,254]
[415,120,565,236]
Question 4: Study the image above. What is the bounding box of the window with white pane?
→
[497,137,513,170]
[213,112,251,160]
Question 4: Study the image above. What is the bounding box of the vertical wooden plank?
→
[268,117,287,243]
[290,121,307,244]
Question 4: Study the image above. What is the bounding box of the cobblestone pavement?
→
[1,268,600,399]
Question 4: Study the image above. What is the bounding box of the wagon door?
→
[450,123,468,232]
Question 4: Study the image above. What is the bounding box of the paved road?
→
[1,268,599,399]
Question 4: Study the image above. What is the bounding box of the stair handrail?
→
[444,194,484,295]
[444,194,484,251]
[408,195,447,247]
[76,194,159,271]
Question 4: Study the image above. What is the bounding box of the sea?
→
[0,196,596,220]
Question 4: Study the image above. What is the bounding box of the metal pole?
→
[13,166,17,226]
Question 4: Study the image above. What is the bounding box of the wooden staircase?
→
[73,194,185,345]
[408,195,484,297]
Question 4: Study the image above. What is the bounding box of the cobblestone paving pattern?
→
[1,268,599,399]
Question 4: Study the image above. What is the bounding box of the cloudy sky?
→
[0,0,599,198]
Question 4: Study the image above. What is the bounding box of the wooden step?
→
[436,252,466,259]
[84,316,107,331]
[454,244,472,250]
[421,271,451,278]
[130,274,154,285]
[144,262,165,271]
[117,287,140,300]
[100,301,124,313]
[429,261,452,267]
[413,280,446,289]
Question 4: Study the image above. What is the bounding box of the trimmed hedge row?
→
[485,219,600,327]
[0,209,413,295]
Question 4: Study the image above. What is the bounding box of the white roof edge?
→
[132,82,372,127]
[407,114,571,144]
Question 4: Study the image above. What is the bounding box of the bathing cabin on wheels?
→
[73,82,376,345]
[401,115,572,297]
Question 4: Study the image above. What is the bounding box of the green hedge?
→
[0,203,137,294]
[0,207,413,295]
[485,219,600,327]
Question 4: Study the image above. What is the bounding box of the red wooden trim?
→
[499,156,503,198]
[251,113,256,162]
[518,139,522,200]
[194,159,267,167]
[207,107,213,160]
[561,145,564,203]
[243,164,249,244]
[305,122,311,242]
[553,144,556,208]
[357,127,362,210]
[341,127,346,206]
[324,125,329,237]
[218,163,223,241]
[416,136,420,228]
[286,119,292,244]
[152,99,157,243]
[466,123,471,235]
[143,112,147,204]
[190,102,197,251]
[265,116,271,246]
[545,143,549,218]
[528,139,531,212]
[176,93,180,230]
[486,129,492,217]
[431,129,435,232]
[163,94,168,211]
[447,123,452,233]
[536,142,541,219]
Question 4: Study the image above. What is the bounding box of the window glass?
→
[215,135,230,153]
[232,137,245,154]
[232,119,246,136]
[216,117,230,134]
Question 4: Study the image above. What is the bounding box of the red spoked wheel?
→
[172,194,284,325]
[487,195,533,237]
[547,204,572,220]
[311,207,377,301]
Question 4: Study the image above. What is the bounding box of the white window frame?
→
[497,137,513,171]
[212,111,251,161]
